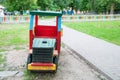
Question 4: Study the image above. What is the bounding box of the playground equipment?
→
[27,11,62,72]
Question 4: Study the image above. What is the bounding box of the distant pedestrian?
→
[26,10,29,15]
[0,8,4,23]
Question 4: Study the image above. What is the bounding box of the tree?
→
[90,0,95,13]
[108,0,120,14]
[79,0,88,10]
[4,0,37,12]
[79,0,120,14]
[54,0,72,10]
[69,0,81,14]
[115,2,120,13]
[0,0,2,4]
[3,0,120,14]
[0,0,5,5]
[95,0,120,14]
[37,0,54,10]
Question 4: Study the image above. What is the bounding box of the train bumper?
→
[27,63,56,71]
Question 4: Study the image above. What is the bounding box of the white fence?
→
[0,15,120,23]
[62,14,120,22]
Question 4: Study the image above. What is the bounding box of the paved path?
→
[62,26,120,80]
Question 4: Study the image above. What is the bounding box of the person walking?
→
[0,8,4,23]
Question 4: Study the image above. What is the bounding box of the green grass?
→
[0,24,29,47]
[0,54,4,64]
[63,21,120,45]
[24,70,35,80]
[0,49,6,52]
[24,70,55,80]
[13,45,25,50]
[0,54,5,71]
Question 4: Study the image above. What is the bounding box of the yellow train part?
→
[28,64,56,71]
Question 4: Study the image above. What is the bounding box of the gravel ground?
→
[0,45,108,80]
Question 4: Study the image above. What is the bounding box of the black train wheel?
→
[27,54,32,70]
[53,55,58,73]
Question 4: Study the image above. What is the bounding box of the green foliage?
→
[115,2,120,12]
[37,0,54,10]
[79,0,89,11]
[74,0,81,10]
[70,0,81,11]
[79,0,120,14]
[95,0,120,14]
[1,0,120,14]
[63,21,120,45]
[4,0,37,12]
[54,0,72,10]
[0,0,3,4]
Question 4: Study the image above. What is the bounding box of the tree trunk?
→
[91,0,94,12]
[75,10,77,14]
[110,3,115,14]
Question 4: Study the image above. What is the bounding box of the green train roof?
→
[30,11,62,16]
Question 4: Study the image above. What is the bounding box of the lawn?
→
[0,23,29,47]
[63,21,120,45]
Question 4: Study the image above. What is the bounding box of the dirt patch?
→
[0,46,108,80]
[0,45,28,80]
[6,49,28,71]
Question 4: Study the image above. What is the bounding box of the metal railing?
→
[62,14,120,22]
